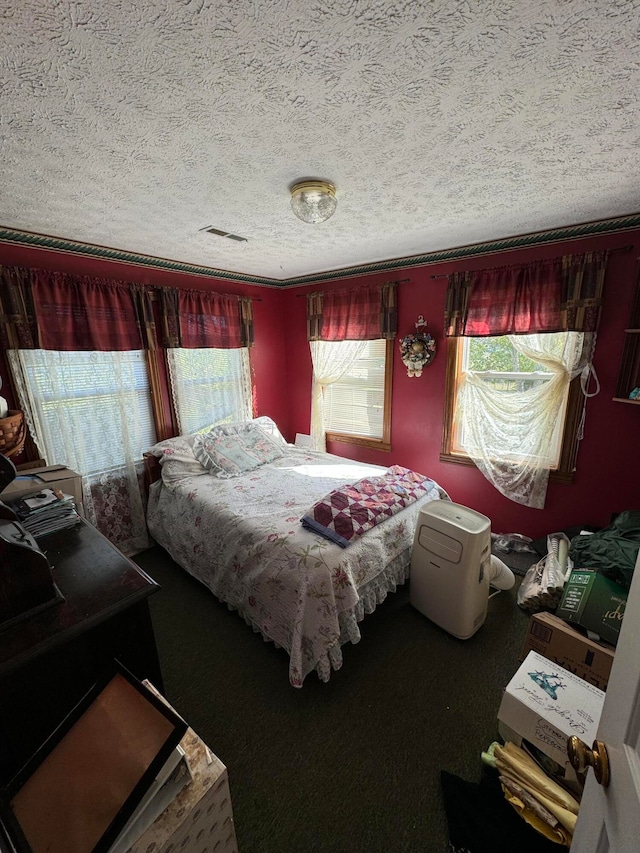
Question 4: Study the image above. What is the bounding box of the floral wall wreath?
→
[399,315,436,377]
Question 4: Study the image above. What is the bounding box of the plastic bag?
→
[491,532,537,554]
[517,533,572,613]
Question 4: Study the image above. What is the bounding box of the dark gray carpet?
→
[491,546,539,577]
[135,547,532,853]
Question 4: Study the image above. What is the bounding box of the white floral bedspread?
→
[147,446,448,687]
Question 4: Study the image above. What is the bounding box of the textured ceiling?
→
[1,1,640,281]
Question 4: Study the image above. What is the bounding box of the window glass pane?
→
[18,350,156,473]
[324,339,386,439]
[168,348,252,435]
[465,337,543,372]
[454,335,570,465]
[462,337,554,392]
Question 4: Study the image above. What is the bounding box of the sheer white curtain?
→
[456,332,596,509]
[309,340,367,452]
[167,347,252,435]
[7,349,155,554]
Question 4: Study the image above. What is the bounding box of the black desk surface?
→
[0,518,160,678]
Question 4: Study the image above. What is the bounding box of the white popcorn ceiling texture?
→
[1,0,639,281]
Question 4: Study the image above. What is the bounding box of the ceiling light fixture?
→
[290,180,337,224]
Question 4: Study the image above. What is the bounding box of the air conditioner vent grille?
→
[201,226,248,242]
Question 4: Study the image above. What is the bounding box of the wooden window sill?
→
[438,451,575,484]
[326,432,391,452]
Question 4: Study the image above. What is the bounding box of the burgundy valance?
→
[444,251,609,337]
[0,266,253,351]
[307,281,397,342]
[159,288,253,349]
[32,272,148,351]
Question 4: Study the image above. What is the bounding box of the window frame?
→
[165,346,253,436]
[10,348,158,475]
[440,336,583,484]
[324,338,394,452]
[145,350,176,442]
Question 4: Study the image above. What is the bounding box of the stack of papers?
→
[7,488,81,538]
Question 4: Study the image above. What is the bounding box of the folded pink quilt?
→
[301,465,436,547]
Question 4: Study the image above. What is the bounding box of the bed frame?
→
[143,452,161,492]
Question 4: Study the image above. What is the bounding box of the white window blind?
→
[323,339,386,439]
[167,347,252,435]
[13,350,156,474]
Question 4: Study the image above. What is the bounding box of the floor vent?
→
[201,226,248,242]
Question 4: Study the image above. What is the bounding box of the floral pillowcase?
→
[193,422,285,478]
[194,415,288,446]
[148,434,208,490]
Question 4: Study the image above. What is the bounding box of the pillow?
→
[148,434,207,489]
[197,415,288,445]
[193,422,284,478]
[252,415,288,446]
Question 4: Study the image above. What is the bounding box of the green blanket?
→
[568,510,640,589]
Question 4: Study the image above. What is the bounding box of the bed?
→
[145,417,449,687]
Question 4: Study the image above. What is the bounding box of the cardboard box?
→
[556,569,628,646]
[1,465,84,515]
[521,611,615,691]
[498,650,605,789]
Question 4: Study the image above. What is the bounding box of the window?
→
[323,338,393,450]
[453,336,568,465]
[8,348,158,553]
[167,347,252,435]
[11,349,157,474]
[441,334,584,482]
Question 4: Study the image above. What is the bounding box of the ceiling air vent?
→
[201,226,248,242]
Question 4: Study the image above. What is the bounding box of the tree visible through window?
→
[441,333,584,483]
[455,336,567,465]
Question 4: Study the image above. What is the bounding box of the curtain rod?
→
[295,277,409,296]
[148,289,261,301]
[429,244,634,278]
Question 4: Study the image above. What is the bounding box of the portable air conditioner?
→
[410,501,493,639]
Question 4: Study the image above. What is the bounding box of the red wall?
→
[2,232,638,540]
[0,244,290,455]
[281,230,640,539]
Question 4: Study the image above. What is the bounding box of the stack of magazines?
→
[7,487,81,537]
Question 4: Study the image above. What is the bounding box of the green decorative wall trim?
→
[0,228,282,288]
[1,214,639,289]
[284,213,640,286]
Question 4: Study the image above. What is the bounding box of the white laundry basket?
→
[410,501,491,639]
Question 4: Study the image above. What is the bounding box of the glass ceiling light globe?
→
[290,180,337,224]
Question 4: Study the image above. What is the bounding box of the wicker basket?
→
[0,410,27,458]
